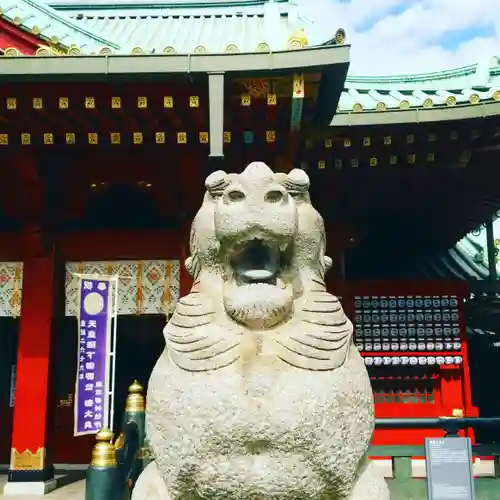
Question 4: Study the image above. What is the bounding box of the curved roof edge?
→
[333,59,500,122]
[0,0,121,52]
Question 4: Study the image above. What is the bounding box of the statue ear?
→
[324,255,333,271]
[205,170,229,197]
[287,168,310,190]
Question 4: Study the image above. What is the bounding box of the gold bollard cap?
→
[125,380,145,413]
[91,427,117,467]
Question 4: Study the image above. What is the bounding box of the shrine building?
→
[0,0,500,494]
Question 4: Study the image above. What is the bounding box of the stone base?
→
[3,479,57,496]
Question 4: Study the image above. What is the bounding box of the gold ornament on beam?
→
[88,133,98,145]
[111,97,121,109]
[352,103,363,113]
[110,132,120,145]
[325,138,333,148]
[189,96,200,108]
[318,160,326,169]
[492,90,500,101]
[400,100,410,110]
[0,134,8,145]
[423,98,433,108]
[133,132,143,144]
[164,96,174,108]
[43,133,53,145]
[375,101,387,112]
[362,136,371,146]
[267,93,277,106]
[137,97,147,108]
[199,132,209,144]
[85,97,95,109]
[241,94,251,106]
[383,135,391,145]
[6,97,16,110]
[177,132,187,144]
[343,138,351,147]
[407,154,416,164]
[369,157,377,167]
[66,133,75,145]
[223,132,231,143]
[21,133,30,145]
[59,97,69,109]
[32,97,43,109]
[155,132,165,144]
[266,130,276,143]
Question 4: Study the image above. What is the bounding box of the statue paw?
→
[131,461,171,500]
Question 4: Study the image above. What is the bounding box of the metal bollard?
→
[123,380,146,492]
[85,427,120,500]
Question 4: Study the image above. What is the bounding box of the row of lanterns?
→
[364,356,463,366]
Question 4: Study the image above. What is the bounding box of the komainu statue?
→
[132,162,390,500]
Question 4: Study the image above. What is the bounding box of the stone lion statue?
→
[132,162,390,500]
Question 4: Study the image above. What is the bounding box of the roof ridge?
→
[47,0,289,12]
[346,64,480,84]
[20,0,121,47]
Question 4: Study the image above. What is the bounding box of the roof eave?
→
[330,101,500,127]
[0,45,350,80]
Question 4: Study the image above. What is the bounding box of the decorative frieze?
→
[65,260,180,316]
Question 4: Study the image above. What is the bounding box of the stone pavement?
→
[0,477,85,499]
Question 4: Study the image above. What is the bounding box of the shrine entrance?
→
[52,314,165,464]
[0,318,18,467]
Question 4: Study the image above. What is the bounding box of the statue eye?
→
[265,190,284,203]
[227,190,245,202]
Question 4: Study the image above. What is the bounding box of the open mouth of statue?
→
[228,238,286,287]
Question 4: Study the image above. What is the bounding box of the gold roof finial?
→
[91,427,117,467]
[125,380,145,413]
[288,29,308,49]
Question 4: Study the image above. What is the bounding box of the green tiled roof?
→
[337,59,500,113]
[60,0,319,54]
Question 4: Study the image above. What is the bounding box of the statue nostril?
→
[265,190,285,203]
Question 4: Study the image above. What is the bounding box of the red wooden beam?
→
[0,18,39,54]
[59,229,181,260]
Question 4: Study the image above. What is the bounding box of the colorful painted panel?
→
[0,262,23,317]
[65,260,180,316]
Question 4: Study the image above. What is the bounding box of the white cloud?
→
[299,0,499,75]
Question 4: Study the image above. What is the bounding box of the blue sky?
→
[300,0,498,74]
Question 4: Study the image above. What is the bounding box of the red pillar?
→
[5,236,60,495]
